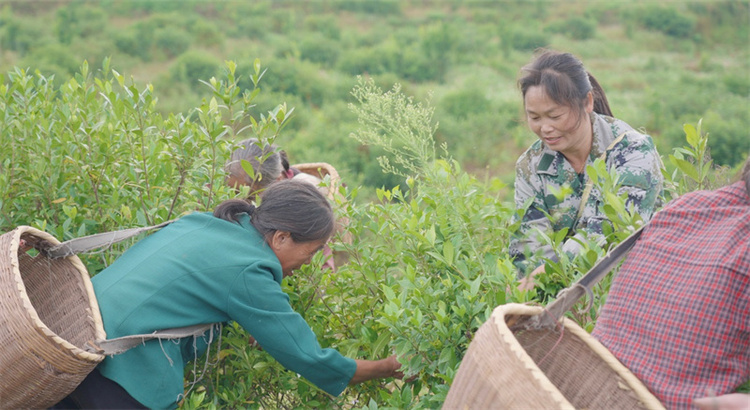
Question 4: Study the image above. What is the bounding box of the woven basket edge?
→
[493,304,575,410]
[11,226,106,362]
[293,162,342,201]
[560,316,666,410]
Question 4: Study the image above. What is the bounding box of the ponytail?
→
[213,180,335,244]
[214,199,256,223]
[587,72,613,117]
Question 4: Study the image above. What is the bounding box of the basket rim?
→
[10,226,106,361]
[293,162,341,200]
[495,303,665,410]
[293,162,339,182]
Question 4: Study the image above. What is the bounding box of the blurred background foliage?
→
[1,0,748,195]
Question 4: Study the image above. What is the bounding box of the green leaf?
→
[442,240,454,264]
[673,157,700,182]
[684,123,699,148]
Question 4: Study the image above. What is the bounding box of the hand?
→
[247,335,263,351]
[693,393,750,410]
[384,355,405,379]
[351,355,407,384]
[518,264,545,291]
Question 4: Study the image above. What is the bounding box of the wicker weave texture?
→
[443,304,665,410]
[0,227,105,408]
[294,162,340,200]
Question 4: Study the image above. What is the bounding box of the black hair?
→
[213,179,334,243]
[518,49,613,118]
[279,150,291,173]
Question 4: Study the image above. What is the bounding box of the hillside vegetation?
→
[1,1,748,408]
[1,0,748,192]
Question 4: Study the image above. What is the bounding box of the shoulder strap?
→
[43,220,174,259]
[40,219,223,355]
[86,323,219,355]
[576,130,630,221]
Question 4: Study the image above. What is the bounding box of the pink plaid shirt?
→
[593,181,750,409]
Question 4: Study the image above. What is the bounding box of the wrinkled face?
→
[524,86,593,156]
[270,231,328,277]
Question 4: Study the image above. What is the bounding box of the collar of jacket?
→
[536,112,619,176]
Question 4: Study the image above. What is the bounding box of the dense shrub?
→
[19,44,81,81]
[54,4,108,44]
[440,88,491,120]
[635,5,696,38]
[337,46,388,76]
[419,21,459,82]
[302,14,341,40]
[723,73,750,97]
[2,53,742,409]
[333,0,402,15]
[154,27,192,59]
[545,16,597,40]
[186,18,224,48]
[508,26,550,51]
[113,27,152,61]
[0,13,47,55]
[298,34,340,68]
[254,59,332,107]
[170,51,222,91]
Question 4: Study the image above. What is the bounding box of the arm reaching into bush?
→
[351,356,405,384]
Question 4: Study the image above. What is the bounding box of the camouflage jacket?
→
[509,113,663,276]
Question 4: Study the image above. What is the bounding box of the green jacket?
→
[93,212,356,409]
[509,113,663,275]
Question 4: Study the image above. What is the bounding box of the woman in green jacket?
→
[53,180,403,409]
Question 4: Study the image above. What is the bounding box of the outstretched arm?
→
[350,355,404,385]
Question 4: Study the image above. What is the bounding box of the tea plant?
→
[3,60,743,408]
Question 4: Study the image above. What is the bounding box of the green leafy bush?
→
[155,27,192,59]
[634,5,696,38]
[0,12,47,55]
[54,4,108,44]
[545,16,597,40]
[2,57,744,409]
[170,51,222,92]
[509,27,550,51]
[298,34,341,68]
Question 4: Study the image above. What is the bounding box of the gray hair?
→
[225,138,283,189]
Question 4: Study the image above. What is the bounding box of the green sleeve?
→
[227,263,357,396]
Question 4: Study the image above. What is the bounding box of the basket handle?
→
[521,224,646,330]
[42,220,174,259]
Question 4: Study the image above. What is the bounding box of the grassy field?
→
[1,0,748,193]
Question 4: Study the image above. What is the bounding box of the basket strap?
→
[43,220,174,259]
[575,130,630,222]
[88,323,219,355]
[522,224,646,330]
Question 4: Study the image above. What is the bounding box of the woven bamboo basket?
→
[294,162,352,250]
[443,303,664,410]
[293,162,341,201]
[0,226,106,408]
